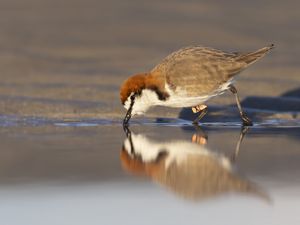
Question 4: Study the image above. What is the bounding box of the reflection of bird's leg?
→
[192,104,208,124]
[192,124,208,145]
[231,127,249,163]
[229,85,253,126]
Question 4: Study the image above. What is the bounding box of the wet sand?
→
[0,0,300,224]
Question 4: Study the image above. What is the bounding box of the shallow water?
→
[0,118,300,225]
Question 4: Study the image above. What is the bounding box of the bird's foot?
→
[192,104,207,113]
[241,114,253,126]
[192,104,208,124]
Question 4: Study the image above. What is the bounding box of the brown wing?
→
[151,46,247,97]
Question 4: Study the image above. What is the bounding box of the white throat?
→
[124,89,161,115]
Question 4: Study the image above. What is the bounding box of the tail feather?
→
[236,44,274,65]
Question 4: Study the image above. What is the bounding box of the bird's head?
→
[120,73,169,125]
[120,73,150,124]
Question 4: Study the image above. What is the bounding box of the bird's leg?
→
[229,85,253,126]
[230,126,249,163]
[192,104,208,124]
[192,124,208,145]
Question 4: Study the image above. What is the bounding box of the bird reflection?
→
[121,126,269,202]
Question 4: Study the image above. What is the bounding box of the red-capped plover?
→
[120,44,274,126]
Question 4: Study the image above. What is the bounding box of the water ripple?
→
[1,115,300,128]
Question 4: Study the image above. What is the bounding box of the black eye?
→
[130,94,135,101]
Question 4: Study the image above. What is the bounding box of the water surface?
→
[0,119,299,225]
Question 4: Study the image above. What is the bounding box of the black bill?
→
[123,96,135,126]
[123,108,132,126]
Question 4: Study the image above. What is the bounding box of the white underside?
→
[161,93,217,108]
[124,79,234,115]
[162,78,234,107]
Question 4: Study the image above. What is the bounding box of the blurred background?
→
[0,0,299,119]
[0,1,300,225]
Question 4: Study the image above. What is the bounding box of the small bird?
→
[120,44,274,126]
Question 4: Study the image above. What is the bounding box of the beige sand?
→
[0,0,299,119]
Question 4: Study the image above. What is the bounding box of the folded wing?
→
[151,46,272,97]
